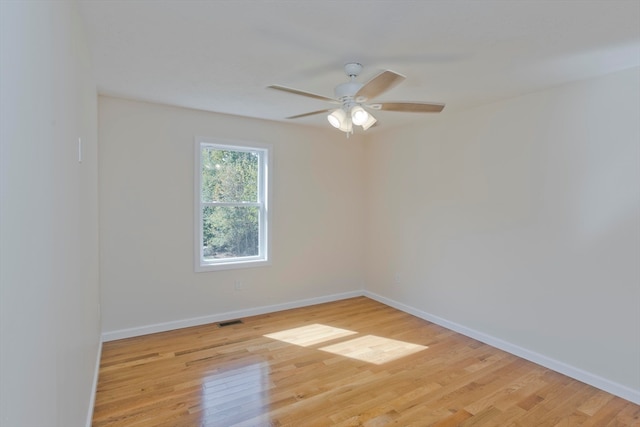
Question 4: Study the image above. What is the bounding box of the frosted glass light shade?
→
[328,108,353,132]
[361,114,377,130]
[350,106,369,125]
[328,109,346,128]
[340,117,353,133]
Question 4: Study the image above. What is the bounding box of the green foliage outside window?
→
[201,148,260,259]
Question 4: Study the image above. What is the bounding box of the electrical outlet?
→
[234,280,244,291]
[394,272,401,285]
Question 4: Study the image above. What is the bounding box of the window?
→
[195,138,271,271]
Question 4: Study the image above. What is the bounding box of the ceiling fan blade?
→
[373,102,445,113]
[355,70,406,101]
[286,109,333,119]
[268,85,339,103]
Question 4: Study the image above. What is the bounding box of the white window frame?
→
[195,137,271,272]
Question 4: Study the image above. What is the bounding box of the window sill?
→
[195,258,271,272]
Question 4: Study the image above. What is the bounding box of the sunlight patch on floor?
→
[263,323,357,347]
[319,334,428,365]
[264,324,428,365]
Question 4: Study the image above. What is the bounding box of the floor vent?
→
[218,319,243,327]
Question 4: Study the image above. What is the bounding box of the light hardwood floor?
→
[92,297,639,426]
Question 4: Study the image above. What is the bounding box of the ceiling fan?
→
[268,62,444,135]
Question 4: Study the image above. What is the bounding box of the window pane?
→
[201,148,259,203]
[202,206,259,260]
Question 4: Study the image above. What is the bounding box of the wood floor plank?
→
[92,297,639,426]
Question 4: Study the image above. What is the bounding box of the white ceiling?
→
[79,0,640,131]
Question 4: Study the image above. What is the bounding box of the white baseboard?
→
[364,290,640,405]
[101,290,364,342]
[86,339,102,427]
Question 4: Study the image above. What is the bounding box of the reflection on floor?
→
[198,361,270,422]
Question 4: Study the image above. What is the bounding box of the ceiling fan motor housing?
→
[334,81,364,103]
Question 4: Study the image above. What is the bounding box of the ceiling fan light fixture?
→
[343,118,353,133]
[327,108,345,128]
[361,114,377,130]
[350,105,369,126]
[339,115,353,133]
[328,108,353,133]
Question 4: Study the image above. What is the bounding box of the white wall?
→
[365,67,640,397]
[98,97,366,335]
[0,1,101,426]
